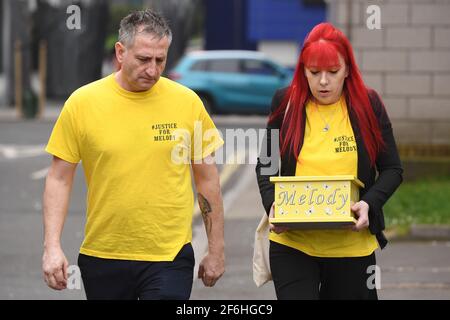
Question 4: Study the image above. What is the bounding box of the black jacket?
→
[255,88,403,249]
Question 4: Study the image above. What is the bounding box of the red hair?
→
[269,22,384,166]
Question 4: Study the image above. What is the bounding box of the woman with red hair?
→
[256,22,403,299]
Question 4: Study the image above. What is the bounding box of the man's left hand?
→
[198,252,225,287]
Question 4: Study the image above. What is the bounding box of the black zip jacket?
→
[255,88,403,249]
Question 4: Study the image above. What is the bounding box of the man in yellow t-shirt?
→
[42,9,225,300]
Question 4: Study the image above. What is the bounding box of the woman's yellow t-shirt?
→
[270,96,379,257]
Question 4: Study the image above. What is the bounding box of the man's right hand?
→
[42,246,69,290]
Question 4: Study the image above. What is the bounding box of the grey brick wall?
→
[327,0,450,145]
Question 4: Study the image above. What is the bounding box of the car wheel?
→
[198,94,214,114]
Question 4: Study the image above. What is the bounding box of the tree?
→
[35,0,109,98]
[2,0,33,106]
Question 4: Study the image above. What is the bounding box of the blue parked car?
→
[168,50,293,114]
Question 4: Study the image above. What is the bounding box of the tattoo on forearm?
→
[198,193,212,215]
[198,193,212,233]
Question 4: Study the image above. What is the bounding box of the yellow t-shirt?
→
[270,96,379,257]
[46,74,224,261]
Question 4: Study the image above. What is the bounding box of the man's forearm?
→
[197,180,224,255]
[43,176,72,249]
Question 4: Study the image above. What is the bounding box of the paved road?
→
[1,116,449,300]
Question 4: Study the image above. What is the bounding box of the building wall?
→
[204,0,326,66]
[258,41,299,66]
[248,0,326,41]
[249,0,326,67]
[328,0,450,146]
[204,0,256,51]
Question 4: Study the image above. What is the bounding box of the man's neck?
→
[114,70,134,92]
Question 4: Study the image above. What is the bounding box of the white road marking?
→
[30,167,49,180]
[192,147,257,274]
[192,149,248,218]
[0,144,46,159]
[0,144,49,180]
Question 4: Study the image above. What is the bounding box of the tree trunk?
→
[36,0,109,99]
[2,0,32,106]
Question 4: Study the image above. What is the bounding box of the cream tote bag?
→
[252,99,291,287]
[252,212,272,287]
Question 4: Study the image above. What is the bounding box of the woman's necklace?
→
[315,99,340,132]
